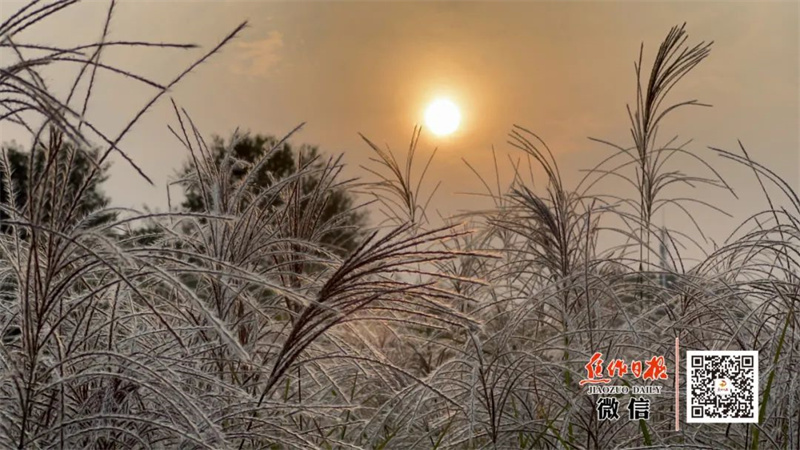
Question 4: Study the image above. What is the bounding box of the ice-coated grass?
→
[1,3,797,449]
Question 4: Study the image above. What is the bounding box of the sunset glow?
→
[0,2,796,447]
[424,98,461,136]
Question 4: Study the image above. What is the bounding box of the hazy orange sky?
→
[1,1,798,248]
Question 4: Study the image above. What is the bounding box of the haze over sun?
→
[424,98,461,136]
[0,1,795,239]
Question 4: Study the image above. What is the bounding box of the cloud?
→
[231,31,284,77]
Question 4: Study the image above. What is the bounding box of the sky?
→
[1,0,798,252]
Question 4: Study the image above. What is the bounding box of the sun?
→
[424,98,461,136]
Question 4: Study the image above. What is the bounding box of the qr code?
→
[686,351,758,423]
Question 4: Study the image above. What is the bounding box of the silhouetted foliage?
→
[0,140,114,233]
[179,132,366,254]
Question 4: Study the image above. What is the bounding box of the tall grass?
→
[1,3,797,449]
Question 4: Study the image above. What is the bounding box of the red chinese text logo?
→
[580,352,668,386]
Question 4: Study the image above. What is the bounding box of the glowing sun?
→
[424,98,461,136]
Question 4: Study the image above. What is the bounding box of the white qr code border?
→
[686,350,759,423]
